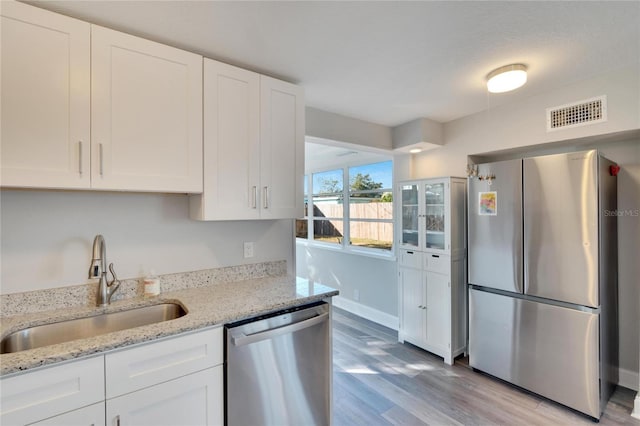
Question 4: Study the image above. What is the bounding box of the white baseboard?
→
[332,296,398,331]
[619,367,639,391]
[632,394,640,420]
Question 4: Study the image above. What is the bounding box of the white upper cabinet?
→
[194,59,261,220]
[191,62,304,220]
[91,25,203,193]
[259,76,305,219]
[0,1,91,189]
[1,3,203,193]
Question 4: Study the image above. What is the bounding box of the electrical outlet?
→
[353,289,360,302]
[243,242,254,258]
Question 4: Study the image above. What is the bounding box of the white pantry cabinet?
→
[1,2,203,193]
[91,25,203,193]
[0,0,91,189]
[190,61,304,220]
[397,177,467,365]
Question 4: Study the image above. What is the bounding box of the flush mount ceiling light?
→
[486,64,527,93]
[409,148,422,154]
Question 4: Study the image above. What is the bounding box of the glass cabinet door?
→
[401,184,419,247]
[424,182,445,250]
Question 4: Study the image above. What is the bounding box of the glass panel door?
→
[425,182,445,250]
[401,184,419,247]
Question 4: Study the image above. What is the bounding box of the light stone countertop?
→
[0,275,338,376]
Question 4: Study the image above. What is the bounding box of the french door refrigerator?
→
[468,150,618,419]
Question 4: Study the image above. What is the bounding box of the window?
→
[296,160,393,253]
[348,162,393,250]
[295,176,309,239]
[312,169,343,246]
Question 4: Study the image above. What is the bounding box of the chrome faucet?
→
[89,234,121,307]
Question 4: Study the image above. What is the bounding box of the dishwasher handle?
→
[231,312,329,347]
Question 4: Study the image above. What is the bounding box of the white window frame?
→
[297,161,394,259]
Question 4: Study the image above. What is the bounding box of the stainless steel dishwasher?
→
[225,301,331,426]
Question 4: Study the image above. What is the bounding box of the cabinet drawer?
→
[0,356,104,426]
[105,327,222,398]
[398,249,423,269]
[424,253,450,274]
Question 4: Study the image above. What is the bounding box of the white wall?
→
[300,109,399,326]
[306,107,393,150]
[411,64,640,388]
[414,65,640,178]
[296,243,397,327]
[0,190,294,294]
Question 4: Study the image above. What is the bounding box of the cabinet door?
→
[0,1,90,189]
[398,182,421,249]
[259,76,304,219]
[106,366,223,426]
[425,271,450,352]
[91,25,203,193]
[0,356,104,426]
[195,59,260,220]
[399,267,425,344]
[31,402,105,426]
[423,180,449,252]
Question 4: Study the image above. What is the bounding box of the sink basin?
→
[1,303,186,354]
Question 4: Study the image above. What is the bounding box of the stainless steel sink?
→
[1,303,186,354]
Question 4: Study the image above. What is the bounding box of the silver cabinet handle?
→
[262,186,268,209]
[78,141,83,176]
[115,415,121,426]
[231,312,328,347]
[262,186,269,209]
[252,186,257,209]
[99,143,104,176]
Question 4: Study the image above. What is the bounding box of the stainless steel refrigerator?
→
[467,150,618,419]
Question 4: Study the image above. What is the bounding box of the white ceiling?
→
[27,1,640,127]
[305,139,391,172]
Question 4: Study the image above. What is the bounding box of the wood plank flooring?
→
[332,307,639,425]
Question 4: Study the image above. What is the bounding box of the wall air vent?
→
[546,95,607,131]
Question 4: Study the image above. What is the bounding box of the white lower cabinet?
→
[424,270,451,354]
[399,263,424,342]
[104,327,223,426]
[0,327,223,426]
[31,403,105,426]
[398,250,466,365]
[106,367,222,426]
[0,356,104,426]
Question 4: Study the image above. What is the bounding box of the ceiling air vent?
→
[546,95,607,131]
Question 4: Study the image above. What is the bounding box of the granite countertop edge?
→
[0,275,338,377]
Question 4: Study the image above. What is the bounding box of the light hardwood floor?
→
[332,307,639,425]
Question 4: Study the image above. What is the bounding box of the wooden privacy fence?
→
[314,202,393,241]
